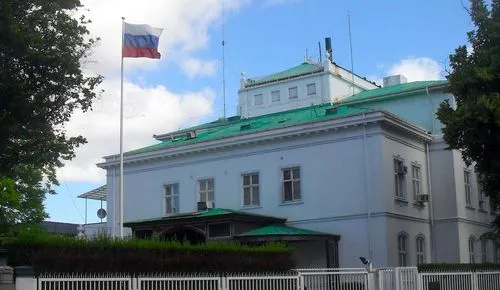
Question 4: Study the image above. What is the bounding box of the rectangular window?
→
[478,181,485,210]
[282,167,301,202]
[242,173,260,207]
[398,234,408,267]
[469,237,475,263]
[394,158,406,199]
[288,87,298,99]
[481,239,488,263]
[254,93,263,106]
[198,178,214,203]
[164,183,179,215]
[416,236,425,265]
[208,223,231,238]
[306,83,316,96]
[464,170,472,205]
[271,90,281,102]
[412,165,422,200]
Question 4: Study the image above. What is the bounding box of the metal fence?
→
[420,272,500,290]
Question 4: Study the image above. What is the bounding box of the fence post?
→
[299,274,304,290]
[14,266,36,290]
[471,272,478,290]
[394,268,400,290]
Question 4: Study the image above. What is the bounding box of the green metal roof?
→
[341,80,448,104]
[245,62,324,88]
[126,104,368,155]
[124,208,285,226]
[237,225,333,237]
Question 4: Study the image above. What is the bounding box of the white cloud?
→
[388,57,443,82]
[181,58,218,78]
[58,79,215,182]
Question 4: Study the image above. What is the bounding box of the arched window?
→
[398,232,409,266]
[481,238,488,263]
[469,236,476,263]
[416,235,425,264]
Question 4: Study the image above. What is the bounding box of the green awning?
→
[236,225,340,242]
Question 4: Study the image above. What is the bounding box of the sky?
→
[45,0,474,224]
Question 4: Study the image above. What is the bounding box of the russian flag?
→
[123,23,163,59]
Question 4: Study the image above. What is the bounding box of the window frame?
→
[394,158,407,200]
[288,86,298,99]
[469,236,476,263]
[242,172,260,207]
[282,166,301,203]
[481,239,488,263]
[208,223,231,238]
[464,170,472,206]
[398,232,409,267]
[416,235,425,265]
[411,164,422,201]
[271,90,281,102]
[198,178,215,204]
[254,93,263,106]
[164,183,179,216]
[306,83,316,96]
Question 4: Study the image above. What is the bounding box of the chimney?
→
[325,37,333,63]
[383,75,408,87]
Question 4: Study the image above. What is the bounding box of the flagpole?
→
[119,17,125,239]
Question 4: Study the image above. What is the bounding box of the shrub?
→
[7,230,294,274]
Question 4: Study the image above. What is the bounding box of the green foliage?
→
[7,230,294,273]
[0,0,103,233]
[436,0,500,229]
[418,263,500,272]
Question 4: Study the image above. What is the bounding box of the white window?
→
[464,170,472,205]
[198,178,214,203]
[412,164,422,200]
[394,158,406,199]
[306,83,316,96]
[271,90,281,102]
[469,236,475,263]
[242,173,260,207]
[416,235,425,265]
[164,183,179,215]
[481,239,488,263]
[288,87,298,99]
[282,167,301,202]
[254,93,263,106]
[398,232,408,266]
[478,181,485,210]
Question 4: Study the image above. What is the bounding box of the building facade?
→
[91,54,495,268]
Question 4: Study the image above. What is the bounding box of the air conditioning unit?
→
[206,201,215,209]
[416,193,430,203]
[197,201,215,211]
[186,131,196,139]
[398,165,408,175]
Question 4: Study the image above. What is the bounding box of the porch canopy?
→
[235,224,340,242]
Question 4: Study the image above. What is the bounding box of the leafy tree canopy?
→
[437,0,500,227]
[0,0,102,233]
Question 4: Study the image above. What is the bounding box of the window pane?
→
[283,169,291,180]
[271,90,280,102]
[254,94,263,106]
[208,190,214,201]
[243,175,250,186]
[307,83,316,95]
[289,87,298,99]
[173,196,179,214]
[251,174,259,184]
[208,223,230,238]
[293,180,301,200]
[253,186,260,205]
[165,196,172,214]
[200,192,206,202]
[292,168,300,179]
[200,180,207,191]
[165,186,172,196]
[284,181,293,201]
[207,179,214,190]
[243,188,251,205]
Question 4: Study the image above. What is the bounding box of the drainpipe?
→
[363,113,373,261]
[425,142,435,262]
[112,165,117,237]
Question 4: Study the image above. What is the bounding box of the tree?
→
[0,0,103,233]
[437,0,500,227]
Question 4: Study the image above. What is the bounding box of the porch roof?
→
[124,208,286,228]
[77,185,106,201]
[235,225,340,242]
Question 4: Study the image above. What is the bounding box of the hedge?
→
[418,263,500,272]
[7,231,294,274]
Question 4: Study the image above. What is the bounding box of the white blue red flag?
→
[123,23,163,59]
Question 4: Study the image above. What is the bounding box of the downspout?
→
[363,113,373,261]
[112,165,117,237]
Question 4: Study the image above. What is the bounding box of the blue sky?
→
[45,0,473,224]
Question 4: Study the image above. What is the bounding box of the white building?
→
[82,44,495,268]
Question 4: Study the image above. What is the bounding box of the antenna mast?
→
[348,12,355,96]
[221,0,226,119]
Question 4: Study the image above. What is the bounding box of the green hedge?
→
[418,263,500,272]
[7,231,294,274]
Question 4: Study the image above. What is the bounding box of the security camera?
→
[359,257,370,265]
